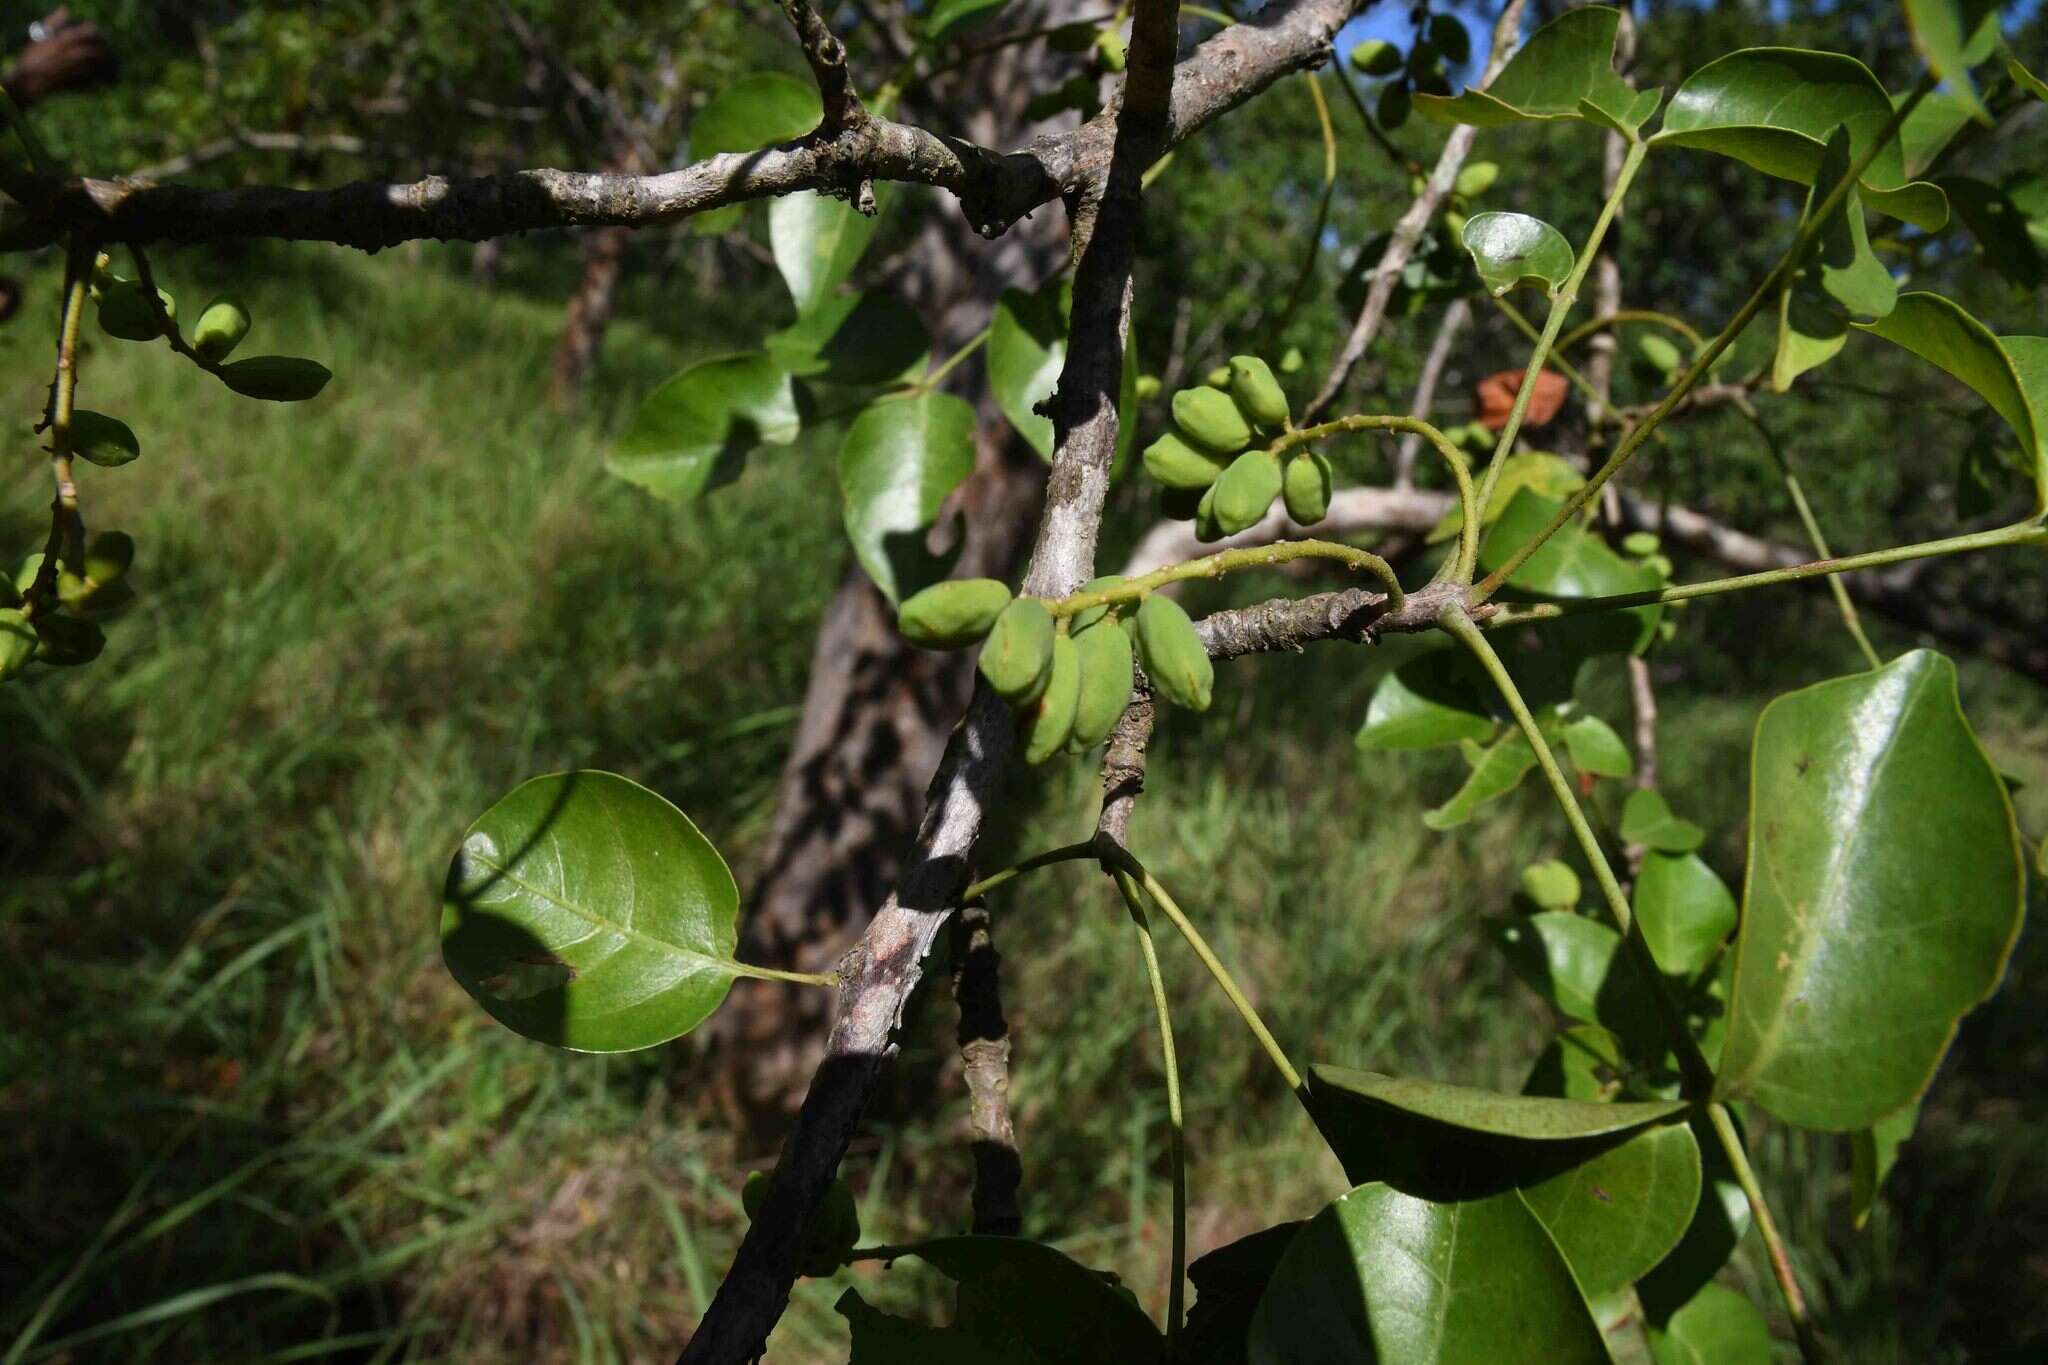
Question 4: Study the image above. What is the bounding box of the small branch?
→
[1096,685,1156,846]
[778,0,866,130]
[1049,536,1406,619]
[1708,1102,1825,1363]
[950,903,1021,1236]
[25,237,92,612]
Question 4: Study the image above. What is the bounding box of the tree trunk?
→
[549,142,644,409]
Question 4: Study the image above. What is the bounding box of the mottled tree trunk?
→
[549,142,644,409]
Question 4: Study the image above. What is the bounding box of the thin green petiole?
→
[1708,1102,1824,1364]
[730,963,839,988]
[960,840,1104,903]
[1114,869,1186,1350]
[921,325,992,390]
[1270,414,1479,580]
[1049,537,1405,619]
[1556,308,1706,355]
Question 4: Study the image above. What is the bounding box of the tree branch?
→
[777,0,865,130]
[949,901,1021,1236]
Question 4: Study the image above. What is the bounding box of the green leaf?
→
[838,391,978,604]
[1851,1100,1920,1229]
[1479,491,1664,669]
[1648,1284,1774,1365]
[986,280,1137,468]
[1521,859,1582,910]
[1902,0,2001,126]
[1717,650,2025,1130]
[1857,292,2047,514]
[441,771,746,1053]
[688,74,821,235]
[1428,451,1584,544]
[1935,176,2044,287]
[2012,57,2048,102]
[1620,789,1705,853]
[1520,1120,1702,1297]
[1311,1067,1685,1146]
[838,1236,1165,1365]
[1898,91,1973,178]
[69,410,140,467]
[1652,48,1948,229]
[1632,852,1737,977]
[1415,6,1652,134]
[1637,1116,1752,1323]
[763,291,929,386]
[926,0,1011,43]
[1769,126,1900,392]
[1183,1223,1306,1365]
[606,353,800,503]
[769,186,888,315]
[1525,1023,1646,1102]
[1356,648,1497,752]
[1494,911,1664,1053]
[217,356,332,403]
[1561,715,1632,779]
[1460,212,1575,297]
[1423,730,1536,829]
[1247,1184,1611,1365]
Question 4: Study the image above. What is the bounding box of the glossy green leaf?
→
[1620,789,1705,853]
[69,410,140,467]
[1522,859,1583,911]
[1648,1284,1774,1365]
[1851,1100,1920,1229]
[838,391,977,604]
[1637,1117,1752,1323]
[1460,212,1575,297]
[1774,280,1849,391]
[1562,715,1633,779]
[1495,911,1664,1052]
[1898,90,1973,178]
[1428,451,1584,544]
[1415,7,1652,134]
[1633,852,1737,977]
[986,280,1138,468]
[1479,491,1663,671]
[1520,1120,1702,1296]
[1183,1223,1305,1365]
[1857,293,2047,513]
[1936,176,2044,287]
[769,186,888,315]
[1247,1184,1611,1365]
[763,291,929,386]
[1902,0,2000,126]
[1423,730,1537,829]
[1356,648,1496,752]
[217,356,332,402]
[1717,650,2025,1130]
[606,353,800,503]
[688,73,820,235]
[1772,126,1895,391]
[2013,57,2048,102]
[1311,1067,1686,1143]
[926,0,1011,43]
[441,771,745,1053]
[1652,48,1948,229]
[838,1235,1164,1365]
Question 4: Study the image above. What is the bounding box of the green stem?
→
[1114,870,1186,1350]
[1048,536,1405,619]
[1476,76,1937,602]
[1098,846,1305,1097]
[1439,606,1716,1096]
[960,840,1103,902]
[1732,396,1881,669]
[25,239,92,613]
[921,325,992,390]
[1485,520,2047,626]
[1471,140,1648,528]
[1274,415,1479,576]
[730,963,839,988]
[1556,308,1706,355]
[1707,1102,1824,1363]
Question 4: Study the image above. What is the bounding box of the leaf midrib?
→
[463,847,736,979]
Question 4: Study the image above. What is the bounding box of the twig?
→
[776,0,866,130]
[949,903,1021,1236]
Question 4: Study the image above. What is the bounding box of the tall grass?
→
[3,244,2042,1362]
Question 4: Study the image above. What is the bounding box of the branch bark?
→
[949,902,1021,1236]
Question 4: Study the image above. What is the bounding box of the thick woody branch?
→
[7,0,1367,253]
[949,902,1021,1236]
[1196,576,1475,660]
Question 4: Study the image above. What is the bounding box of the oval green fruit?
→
[1069,618,1135,751]
[84,531,135,586]
[979,597,1056,704]
[1279,346,1304,374]
[899,577,1013,649]
[742,1170,770,1220]
[1022,634,1081,764]
[1193,482,1225,543]
[1135,373,1162,401]
[1455,161,1500,198]
[0,608,34,681]
[1213,451,1283,535]
[1205,364,1234,389]
[1429,14,1471,63]
[1173,385,1252,455]
[1350,38,1402,77]
[1282,451,1334,525]
[192,295,253,362]
[96,280,174,342]
[1069,575,1125,634]
[1135,595,1213,712]
[1228,355,1290,430]
[31,612,103,667]
[1143,430,1228,490]
[218,356,332,402]
[1636,333,1682,378]
[1622,531,1662,557]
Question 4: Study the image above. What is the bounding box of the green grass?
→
[4,245,2045,1363]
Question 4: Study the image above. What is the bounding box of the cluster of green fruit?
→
[93,260,330,402]
[1143,356,1331,540]
[1348,12,1470,130]
[0,531,132,681]
[897,575,1215,764]
[741,1171,859,1279]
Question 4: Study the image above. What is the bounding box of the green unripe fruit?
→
[1212,451,1283,535]
[219,356,332,403]
[1455,161,1499,198]
[1350,38,1402,76]
[1282,451,1334,525]
[1193,483,1226,543]
[1636,333,1682,378]
[1069,575,1124,634]
[1021,634,1081,764]
[1622,531,1662,558]
[898,577,1013,649]
[1159,484,1206,521]
[1378,82,1412,131]
[1135,373,1162,401]
[742,1170,769,1219]
[1520,859,1580,910]
[1429,14,1471,63]
[1143,430,1228,491]
[1094,29,1126,72]
[1228,355,1290,430]
[1205,364,1233,389]
[1279,346,1304,374]
[0,608,34,681]
[97,280,174,342]
[1069,619,1134,751]
[192,295,253,362]
[84,531,135,586]
[1172,386,1253,455]
[979,597,1056,704]
[1135,595,1213,712]
[32,612,104,667]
